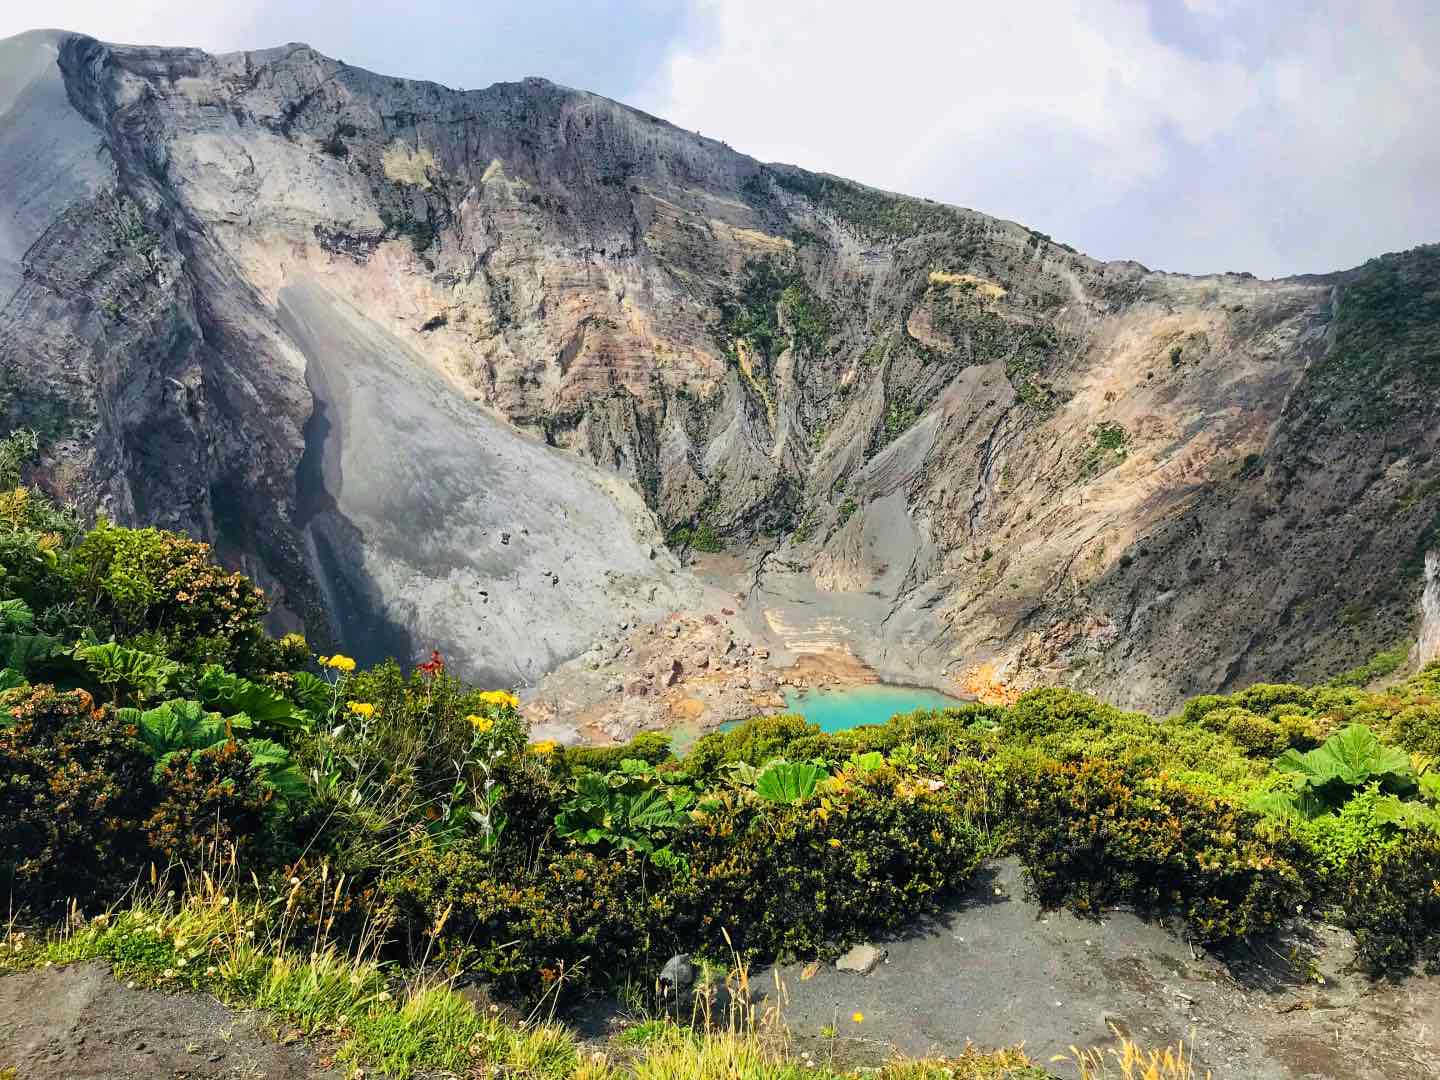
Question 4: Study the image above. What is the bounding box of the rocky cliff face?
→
[1,28,1436,707]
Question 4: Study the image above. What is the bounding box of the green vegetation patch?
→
[1304,245,1440,429]
[772,170,980,246]
[718,258,834,369]
[1080,421,1128,477]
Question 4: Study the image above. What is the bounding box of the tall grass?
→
[1061,1026,1211,1080]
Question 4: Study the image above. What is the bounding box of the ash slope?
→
[1,28,1436,705]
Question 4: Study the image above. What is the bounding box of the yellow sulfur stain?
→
[929,270,1008,300]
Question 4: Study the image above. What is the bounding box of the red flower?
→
[418,649,445,677]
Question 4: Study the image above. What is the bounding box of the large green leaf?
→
[0,597,34,632]
[625,786,689,831]
[198,664,303,729]
[1420,772,1440,804]
[288,670,331,715]
[1372,794,1440,833]
[129,698,233,760]
[755,760,829,804]
[76,642,180,701]
[0,630,63,675]
[1274,724,1415,798]
[243,737,310,804]
[555,769,691,851]
[846,751,886,775]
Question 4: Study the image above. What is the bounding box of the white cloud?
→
[6,0,1436,276]
[640,0,1440,275]
[0,2,265,51]
[643,1,1245,218]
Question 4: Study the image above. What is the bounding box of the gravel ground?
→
[763,858,1440,1079]
[0,962,337,1080]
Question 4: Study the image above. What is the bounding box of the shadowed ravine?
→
[276,278,693,685]
[290,321,415,671]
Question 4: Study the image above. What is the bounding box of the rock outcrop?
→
[2,28,1436,706]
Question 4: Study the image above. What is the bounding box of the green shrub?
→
[669,772,983,960]
[0,687,157,910]
[687,714,819,780]
[1014,757,1306,942]
[1007,688,1128,737]
[1325,827,1440,974]
[1198,705,1320,757]
[68,520,271,672]
[1329,644,1410,688]
[145,742,275,867]
[1382,701,1440,757]
[561,732,673,774]
[388,771,984,998]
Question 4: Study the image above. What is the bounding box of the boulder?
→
[836,944,887,975]
[657,953,695,998]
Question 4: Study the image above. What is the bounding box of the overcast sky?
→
[5,1,1436,277]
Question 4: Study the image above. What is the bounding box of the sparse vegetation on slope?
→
[1304,244,1440,429]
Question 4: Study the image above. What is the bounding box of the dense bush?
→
[145,742,275,866]
[1013,757,1307,942]
[387,768,983,998]
[1325,829,1440,974]
[561,731,672,773]
[0,687,156,909]
[67,521,272,672]
[668,770,983,958]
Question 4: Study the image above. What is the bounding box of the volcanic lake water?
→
[781,684,965,732]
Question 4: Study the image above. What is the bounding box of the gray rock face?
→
[1,29,1436,703]
[278,278,691,683]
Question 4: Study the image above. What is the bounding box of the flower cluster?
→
[346,701,375,719]
[477,689,520,710]
[467,713,494,734]
[319,654,356,673]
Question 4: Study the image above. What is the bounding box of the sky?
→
[4,0,1437,278]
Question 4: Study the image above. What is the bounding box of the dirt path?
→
[763,858,1440,1079]
[0,961,337,1079]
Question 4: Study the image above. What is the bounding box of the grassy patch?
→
[1304,245,1440,429]
[1327,642,1411,688]
[1080,422,1128,477]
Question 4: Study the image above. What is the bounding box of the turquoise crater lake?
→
[782,684,965,732]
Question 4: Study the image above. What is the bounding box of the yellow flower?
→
[467,714,494,734]
[346,701,375,719]
[324,654,357,673]
[852,1012,864,1024]
[827,838,842,849]
[530,740,558,756]
[477,689,520,710]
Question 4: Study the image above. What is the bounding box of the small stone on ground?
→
[836,944,887,975]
